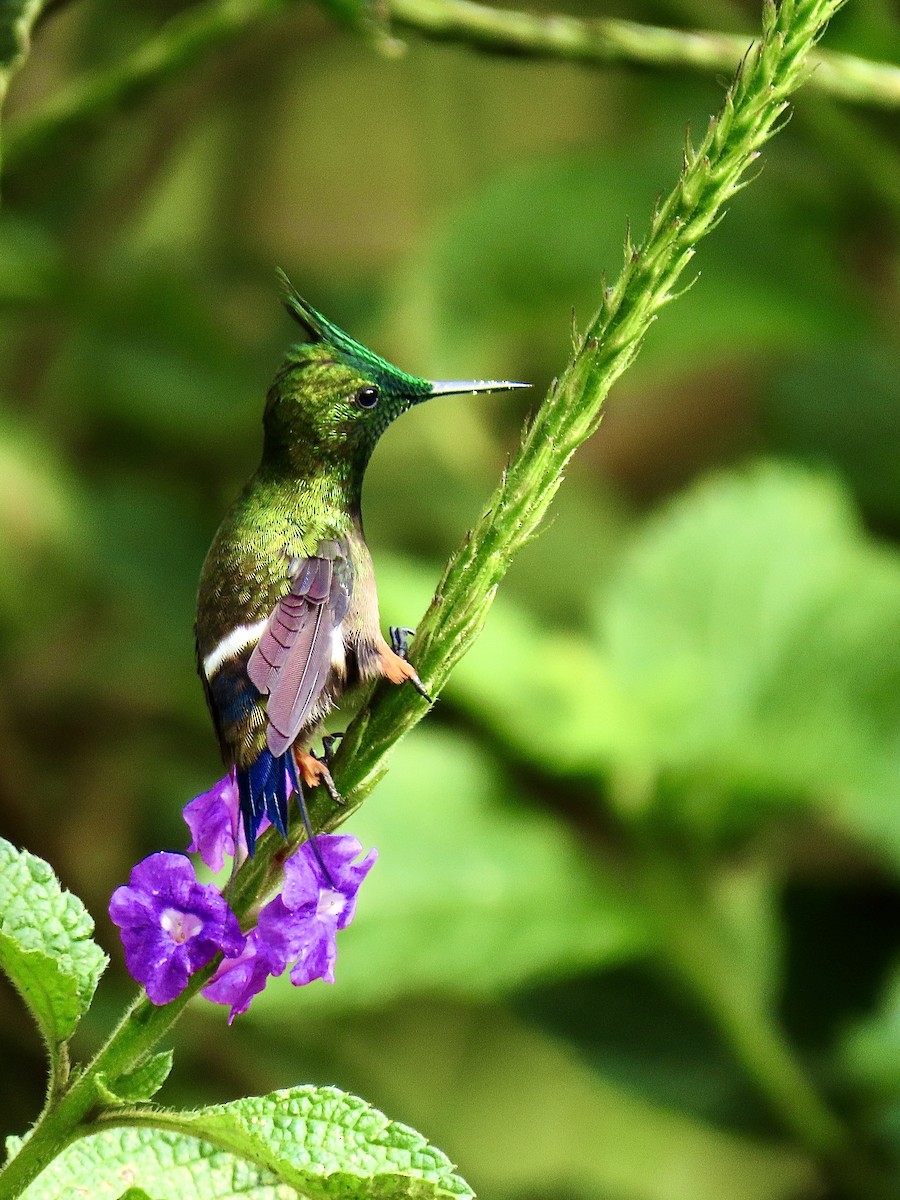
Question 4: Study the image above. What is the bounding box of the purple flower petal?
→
[287,912,338,986]
[199,833,377,1019]
[252,893,339,988]
[109,852,244,1006]
[254,894,303,967]
[202,934,284,1024]
[282,835,377,929]
[184,768,286,871]
[184,771,240,873]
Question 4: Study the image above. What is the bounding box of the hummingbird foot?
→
[380,639,432,703]
[389,626,416,659]
[293,747,344,806]
[320,732,344,771]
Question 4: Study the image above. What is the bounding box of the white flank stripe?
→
[331,623,346,674]
[203,619,269,679]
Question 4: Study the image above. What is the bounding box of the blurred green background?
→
[1,0,900,1196]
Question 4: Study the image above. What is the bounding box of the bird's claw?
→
[320,732,344,771]
[296,747,346,806]
[383,628,432,702]
[409,673,432,702]
[320,767,344,806]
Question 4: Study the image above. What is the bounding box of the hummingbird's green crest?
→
[195,274,527,852]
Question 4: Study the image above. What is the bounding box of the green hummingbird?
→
[195,275,527,852]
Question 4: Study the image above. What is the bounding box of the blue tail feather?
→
[269,761,289,837]
[238,749,290,853]
[238,749,333,884]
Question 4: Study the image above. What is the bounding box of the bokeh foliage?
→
[0,0,899,1198]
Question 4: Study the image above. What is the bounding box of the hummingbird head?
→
[262,272,528,477]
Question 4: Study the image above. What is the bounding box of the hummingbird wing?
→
[247,541,352,757]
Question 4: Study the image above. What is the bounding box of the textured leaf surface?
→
[20,1127,293,1200]
[0,837,108,1046]
[98,1050,174,1105]
[165,1086,472,1198]
[21,1087,472,1200]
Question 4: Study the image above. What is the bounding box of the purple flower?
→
[184,769,275,872]
[202,834,377,1020]
[201,932,284,1022]
[109,853,244,1005]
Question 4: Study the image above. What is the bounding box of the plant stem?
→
[390,0,900,109]
[3,0,899,181]
[326,0,851,813]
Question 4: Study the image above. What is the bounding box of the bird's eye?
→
[355,385,380,410]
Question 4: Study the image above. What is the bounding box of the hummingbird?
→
[195,275,527,854]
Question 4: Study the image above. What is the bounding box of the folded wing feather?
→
[247,547,351,756]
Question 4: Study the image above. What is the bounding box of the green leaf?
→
[596,462,900,843]
[20,1128,293,1200]
[0,837,108,1050]
[164,1087,472,1198]
[97,1050,174,1106]
[4,1134,24,1163]
[253,728,650,1016]
[21,1087,473,1200]
[118,1191,157,1200]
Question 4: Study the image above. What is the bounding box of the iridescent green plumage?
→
[195,277,527,849]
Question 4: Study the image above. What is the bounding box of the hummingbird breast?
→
[195,479,382,771]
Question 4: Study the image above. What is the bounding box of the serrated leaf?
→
[118,1190,157,1200]
[163,1087,472,1198]
[98,1050,174,1105]
[21,1088,472,1200]
[20,1127,293,1199]
[0,837,108,1048]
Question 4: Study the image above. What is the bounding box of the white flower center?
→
[160,907,203,944]
[317,888,346,920]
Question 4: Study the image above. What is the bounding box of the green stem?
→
[3,0,899,181]
[326,0,851,813]
[389,0,900,109]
